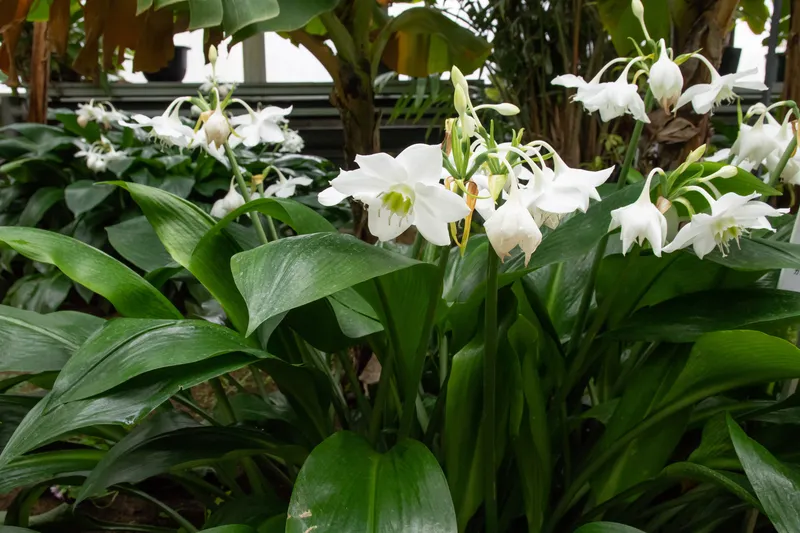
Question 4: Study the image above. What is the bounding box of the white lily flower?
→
[674,56,768,114]
[193,128,230,167]
[649,40,684,112]
[210,183,245,219]
[553,58,650,123]
[75,137,126,173]
[120,97,195,148]
[263,175,313,198]
[609,169,668,256]
[199,75,233,98]
[279,129,305,153]
[203,102,231,148]
[730,114,781,167]
[77,100,125,128]
[318,144,470,245]
[663,189,788,258]
[484,182,542,266]
[230,105,292,147]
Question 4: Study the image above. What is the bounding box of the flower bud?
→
[631,0,645,20]
[77,114,90,128]
[686,144,706,164]
[649,40,683,112]
[451,66,469,95]
[203,104,230,147]
[711,165,738,179]
[484,103,521,116]
[454,85,468,116]
[656,196,672,214]
[208,45,218,67]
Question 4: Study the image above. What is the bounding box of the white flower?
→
[230,105,292,147]
[663,190,787,258]
[608,169,668,256]
[199,75,233,98]
[649,40,684,112]
[77,101,125,128]
[203,103,231,148]
[210,183,245,218]
[484,182,542,266]
[75,137,126,173]
[193,128,229,167]
[317,144,470,245]
[553,58,650,123]
[120,97,195,148]
[730,115,781,167]
[263,175,313,198]
[279,129,305,153]
[675,60,768,114]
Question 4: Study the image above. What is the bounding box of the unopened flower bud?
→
[208,45,218,67]
[631,0,645,20]
[686,144,706,164]
[488,174,507,200]
[77,115,89,128]
[451,66,469,95]
[454,85,468,116]
[203,104,230,147]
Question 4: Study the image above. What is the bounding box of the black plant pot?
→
[719,46,742,75]
[144,45,189,82]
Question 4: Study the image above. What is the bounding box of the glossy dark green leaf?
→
[597,0,668,55]
[230,0,338,41]
[728,416,800,533]
[204,494,286,531]
[114,182,248,332]
[206,197,335,238]
[221,0,279,35]
[0,449,103,493]
[17,187,63,227]
[106,216,176,272]
[232,232,436,336]
[286,431,456,533]
[64,180,115,216]
[202,526,256,533]
[703,237,800,271]
[47,318,270,407]
[0,227,181,319]
[611,289,800,342]
[0,355,256,465]
[187,0,223,29]
[0,305,104,372]
[3,271,72,314]
[661,462,760,509]
[574,523,646,533]
[0,396,40,450]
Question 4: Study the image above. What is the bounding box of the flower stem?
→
[483,246,500,533]
[223,142,272,245]
[115,486,198,533]
[337,350,373,427]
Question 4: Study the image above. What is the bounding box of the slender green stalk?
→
[438,328,448,387]
[337,350,373,425]
[173,393,221,426]
[250,366,270,402]
[765,135,798,193]
[116,486,198,533]
[223,142,272,244]
[210,377,236,425]
[483,247,500,533]
[369,279,403,446]
[398,246,451,440]
[256,181,280,240]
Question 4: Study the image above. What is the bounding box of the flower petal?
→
[329,168,390,197]
[396,144,443,185]
[318,186,349,206]
[414,183,471,223]
[366,203,412,242]
[413,208,451,246]
[355,152,406,184]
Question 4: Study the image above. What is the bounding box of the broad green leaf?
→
[661,462,760,509]
[47,318,270,407]
[0,355,257,464]
[188,0,223,29]
[676,162,779,197]
[703,237,800,271]
[574,523,646,533]
[611,289,800,342]
[17,187,63,227]
[113,182,248,332]
[0,396,40,450]
[79,425,305,503]
[231,232,436,336]
[0,450,103,493]
[106,216,176,272]
[64,180,115,216]
[739,0,770,33]
[231,0,339,41]
[286,431,457,533]
[380,7,492,77]
[0,527,39,532]
[221,0,279,36]
[202,526,256,533]
[0,227,181,319]
[204,494,286,530]
[597,0,669,55]
[0,305,104,372]
[3,271,72,314]
[728,416,800,533]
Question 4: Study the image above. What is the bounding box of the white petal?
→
[675,84,711,112]
[355,152,406,184]
[366,204,412,242]
[413,207,451,246]
[318,186,349,206]
[552,74,588,88]
[395,144,443,185]
[414,183,471,223]
[329,168,389,197]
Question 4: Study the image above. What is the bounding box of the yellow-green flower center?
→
[381,185,414,217]
[713,217,743,255]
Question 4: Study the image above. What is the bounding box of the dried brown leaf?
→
[133,6,174,73]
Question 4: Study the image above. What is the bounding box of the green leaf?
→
[2,272,72,314]
[231,232,435,336]
[47,318,270,407]
[702,237,800,271]
[221,0,280,36]
[739,0,771,37]
[202,526,256,533]
[0,450,103,493]
[64,180,115,216]
[188,0,223,29]
[597,0,669,55]
[0,305,104,372]
[204,494,286,530]
[17,187,63,227]
[106,216,176,272]
[0,527,40,532]
[611,289,800,342]
[0,396,41,450]
[661,462,761,510]
[728,416,800,533]
[286,431,457,533]
[230,0,339,41]
[0,227,181,320]
[678,162,779,197]
[574,523,646,533]
[113,182,248,332]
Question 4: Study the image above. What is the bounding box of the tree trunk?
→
[332,58,379,239]
[27,21,50,124]
[783,0,800,104]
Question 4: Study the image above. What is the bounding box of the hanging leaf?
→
[229,0,339,42]
[221,0,279,36]
[48,0,70,56]
[187,0,223,30]
[133,5,175,72]
[596,0,670,55]
[0,449,103,493]
[286,431,457,533]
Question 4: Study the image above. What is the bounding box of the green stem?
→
[116,486,198,533]
[765,135,798,195]
[173,393,221,426]
[369,279,403,446]
[257,181,280,240]
[250,366,269,402]
[210,377,236,425]
[223,142,272,244]
[398,246,451,440]
[483,247,500,533]
[337,350,373,427]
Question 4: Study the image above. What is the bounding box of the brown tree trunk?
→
[783,0,800,103]
[27,21,50,123]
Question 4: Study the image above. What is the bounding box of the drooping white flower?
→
[279,129,305,154]
[649,40,684,112]
[263,175,313,198]
[210,183,245,219]
[553,58,650,123]
[120,97,195,148]
[608,169,668,256]
[318,144,470,245]
[230,105,292,147]
[203,102,231,148]
[76,100,125,128]
[484,182,542,266]
[674,58,768,114]
[730,114,781,167]
[199,75,234,98]
[192,128,230,167]
[663,190,788,258]
[75,137,127,173]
